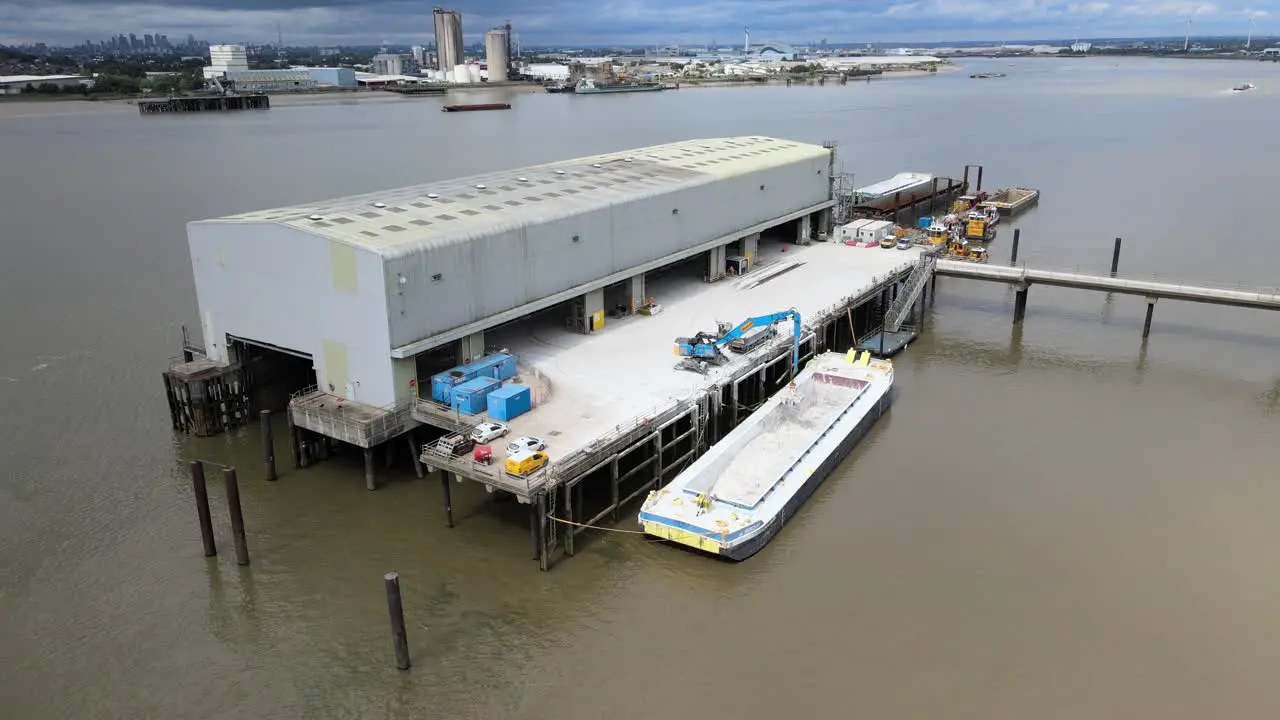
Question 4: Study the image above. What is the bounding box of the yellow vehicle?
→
[505,450,549,476]
[946,238,988,262]
[925,223,948,245]
[879,236,897,249]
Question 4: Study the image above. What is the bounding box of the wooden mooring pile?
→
[138,94,270,115]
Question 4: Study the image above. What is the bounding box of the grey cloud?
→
[2,0,1272,46]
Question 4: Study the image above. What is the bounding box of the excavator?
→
[674,309,802,375]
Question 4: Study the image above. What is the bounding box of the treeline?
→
[17,69,205,96]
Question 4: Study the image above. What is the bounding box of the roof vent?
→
[308,214,323,221]
[427,193,440,199]
[475,184,487,189]
[517,177,529,182]
[373,201,387,208]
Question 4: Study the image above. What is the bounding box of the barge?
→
[442,103,511,112]
[639,350,894,561]
[574,77,666,94]
[979,187,1039,216]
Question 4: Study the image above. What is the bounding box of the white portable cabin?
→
[856,220,895,245]
[837,219,871,244]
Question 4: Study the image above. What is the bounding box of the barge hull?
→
[718,385,894,561]
[640,352,894,561]
[979,187,1039,217]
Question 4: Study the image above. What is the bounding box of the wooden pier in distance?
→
[380,85,447,96]
[138,94,270,115]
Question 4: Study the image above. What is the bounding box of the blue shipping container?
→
[468,353,518,382]
[917,217,933,229]
[430,365,480,403]
[486,384,532,422]
[451,377,501,415]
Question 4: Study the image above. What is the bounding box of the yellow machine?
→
[925,224,948,245]
[947,238,988,262]
[965,217,988,240]
[505,450,549,476]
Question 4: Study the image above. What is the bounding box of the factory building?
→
[371,53,407,77]
[433,7,464,71]
[185,137,833,417]
[221,70,317,92]
[304,67,358,88]
[203,44,249,80]
[0,74,94,94]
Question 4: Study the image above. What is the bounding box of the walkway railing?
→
[936,261,1280,309]
[288,387,416,448]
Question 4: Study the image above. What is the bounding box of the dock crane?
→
[674,309,802,375]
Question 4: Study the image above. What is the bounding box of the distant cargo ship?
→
[574,77,666,94]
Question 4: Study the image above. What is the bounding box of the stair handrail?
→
[884,253,936,333]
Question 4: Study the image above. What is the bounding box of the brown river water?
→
[2,57,1280,719]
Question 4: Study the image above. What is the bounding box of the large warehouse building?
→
[186,136,835,411]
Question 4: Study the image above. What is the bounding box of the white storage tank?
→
[454,64,470,83]
[468,64,482,83]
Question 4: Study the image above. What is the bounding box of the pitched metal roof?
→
[198,136,828,257]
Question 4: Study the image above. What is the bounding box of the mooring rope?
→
[546,515,649,534]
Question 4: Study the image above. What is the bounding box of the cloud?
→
[2,0,1277,46]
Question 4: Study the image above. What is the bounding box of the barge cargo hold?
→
[979,187,1039,216]
[639,350,894,561]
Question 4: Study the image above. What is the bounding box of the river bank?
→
[0,67,953,117]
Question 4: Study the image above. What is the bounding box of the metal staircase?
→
[884,253,937,333]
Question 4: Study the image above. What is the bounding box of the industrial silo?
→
[433,7,464,71]
[467,64,482,83]
[453,64,470,83]
[485,30,509,83]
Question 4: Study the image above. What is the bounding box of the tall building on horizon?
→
[204,44,249,80]
[433,7,464,71]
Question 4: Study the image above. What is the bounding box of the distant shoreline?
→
[0,66,954,116]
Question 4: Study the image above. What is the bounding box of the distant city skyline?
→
[3,0,1280,47]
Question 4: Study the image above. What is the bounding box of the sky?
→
[1,0,1277,47]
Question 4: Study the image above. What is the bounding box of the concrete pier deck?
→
[290,389,416,448]
[413,240,921,499]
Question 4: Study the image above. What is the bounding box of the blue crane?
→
[674,308,803,375]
